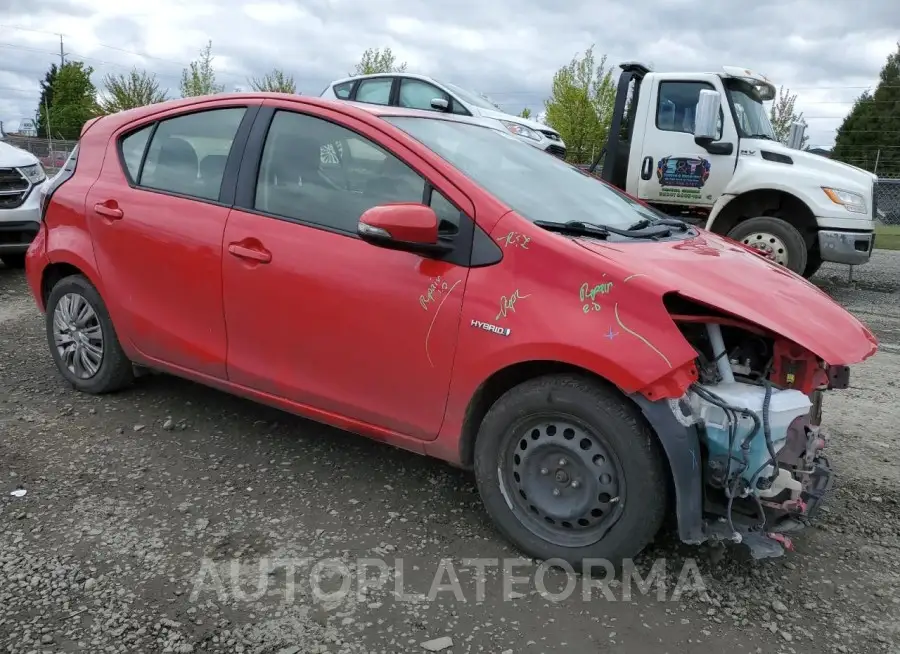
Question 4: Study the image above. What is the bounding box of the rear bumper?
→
[818,229,874,265]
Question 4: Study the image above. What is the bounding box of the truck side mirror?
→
[787,121,806,150]
[693,89,721,142]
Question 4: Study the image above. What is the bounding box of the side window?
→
[119,125,153,182]
[354,78,392,106]
[656,81,722,138]
[254,111,465,235]
[449,99,469,115]
[139,107,246,201]
[398,79,451,112]
[429,187,461,234]
[333,81,354,99]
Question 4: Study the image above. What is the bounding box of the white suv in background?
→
[320,73,567,159]
[0,140,48,269]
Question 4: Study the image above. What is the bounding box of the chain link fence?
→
[877,179,900,225]
[1,135,78,175]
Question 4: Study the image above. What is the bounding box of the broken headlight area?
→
[665,296,848,559]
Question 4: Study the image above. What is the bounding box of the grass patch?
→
[875,224,900,251]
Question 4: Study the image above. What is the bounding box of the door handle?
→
[640,156,653,181]
[228,243,272,263]
[94,203,123,220]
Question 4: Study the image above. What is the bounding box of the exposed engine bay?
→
[668,302,850,559]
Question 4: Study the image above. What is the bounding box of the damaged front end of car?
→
[630,293,871,560]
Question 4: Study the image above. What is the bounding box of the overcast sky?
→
[0,0,896,149]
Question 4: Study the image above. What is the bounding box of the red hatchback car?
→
[25,93,877,567]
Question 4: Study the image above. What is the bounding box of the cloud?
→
[0,0,894,149]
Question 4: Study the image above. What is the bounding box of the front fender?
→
[628,393,705,545]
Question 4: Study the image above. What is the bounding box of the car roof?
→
[326,72,439,87]
[94,92,504,134]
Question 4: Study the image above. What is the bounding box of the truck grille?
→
[0,168,31,210]
[546,144,567,159]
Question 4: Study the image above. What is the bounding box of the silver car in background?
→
[320,73,567,159]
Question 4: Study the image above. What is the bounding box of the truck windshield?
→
[724,79,777,141]
[383,116,662,229]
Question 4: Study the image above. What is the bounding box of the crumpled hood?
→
[574,230,878,365]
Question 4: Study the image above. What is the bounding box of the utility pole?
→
[59,34,67,67]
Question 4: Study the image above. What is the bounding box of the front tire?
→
[45,274,134,393]
[473,374,669,570]
[727,216,808,275]
[0,253,26,269]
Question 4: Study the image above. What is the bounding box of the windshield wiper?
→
[534,220,674,239]
[627,217,689,232]
[748,134,773,140]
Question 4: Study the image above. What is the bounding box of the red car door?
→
[222,102,475,439]
[85,102,259,377]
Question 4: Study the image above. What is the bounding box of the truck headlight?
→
[822,187,866,214]
[17,163,47,185]
[499,120,541,141]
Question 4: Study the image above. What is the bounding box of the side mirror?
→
[787,121,806,150]
[693,89,721,142]
[358,203,453,255]
[430,98,449,111]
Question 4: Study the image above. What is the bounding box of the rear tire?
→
[473,374,669,570]
[0,253,26,269]
[45,274,134,394]
[727,216,808,275]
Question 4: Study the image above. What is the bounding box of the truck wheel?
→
[0,254,26,269]
[473,374,669,570]
[727,216,808,275]
[803,250,823,278]
[45,274,134,394]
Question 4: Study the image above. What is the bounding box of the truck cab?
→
[593,63,877,277]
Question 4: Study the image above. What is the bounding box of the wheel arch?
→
[708,188,818,246]
[456,359,701,543]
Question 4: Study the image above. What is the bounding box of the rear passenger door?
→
[221,102,474,440]
[85,102,259,377]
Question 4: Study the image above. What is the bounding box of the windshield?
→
[383,116,662,229]
[443,82,502,111]
[724,79,776,140]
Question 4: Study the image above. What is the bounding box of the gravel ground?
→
[1,252,899,654]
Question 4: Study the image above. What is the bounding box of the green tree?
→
[768,86,809,147]
[351,47,407,76]
[180,41,225,97]
[98,68,168,114]
[46,61,98,140]
[543,45,616,164]
[34,64,59,138]
[248,68,297,93]
[832,42,900,175]
[519,107,532,119]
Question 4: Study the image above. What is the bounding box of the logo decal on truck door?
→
[656,156,711,201]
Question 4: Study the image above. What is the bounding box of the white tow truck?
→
[589,63,878,277]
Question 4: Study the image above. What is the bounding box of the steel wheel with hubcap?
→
[53,292,104,379]
[474,374,669,569]
[726,215,808,275]
[45,274,134,393]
